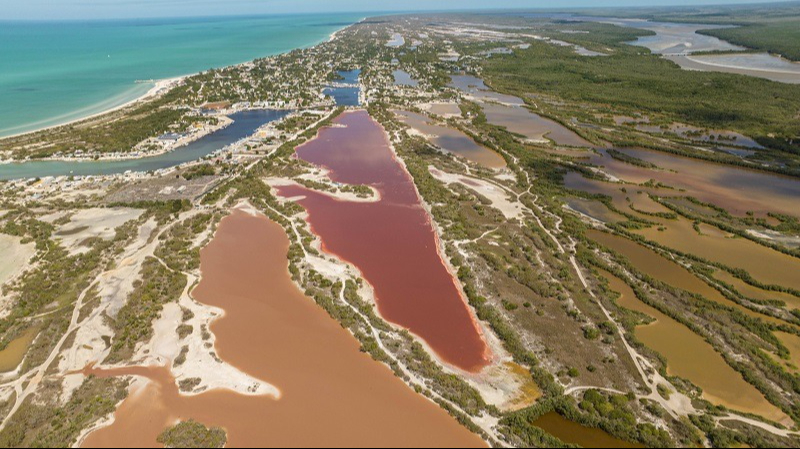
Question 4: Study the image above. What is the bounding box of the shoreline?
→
[277,110,494,373]
[375,114,496,371]
[0,19,361,143]
[78,205,488,447]
[0,77,186,142]
[683,53,800,74]
[0,107,333,168]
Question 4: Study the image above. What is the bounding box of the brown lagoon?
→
[82,210,486,447]
[592,148,800,218]
[598,269,788,424]
[587,230,787,326]
[533,411,644,448]
[395,110,507,169]
[481,102,593,148]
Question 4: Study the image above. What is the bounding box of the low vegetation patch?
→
[157,420,226,448]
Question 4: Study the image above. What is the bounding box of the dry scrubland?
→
[0,4,799,448]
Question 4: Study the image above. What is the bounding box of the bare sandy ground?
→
[0,235,34,290]
[142,280,281,398]
[666,54,800,84]
[42,207,145,256]
[429,167,524,220]
[58,217,161,400]
[60,207,279,405]
[0,234,36,316]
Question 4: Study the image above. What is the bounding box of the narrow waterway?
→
[394,110,507,169]
[0,109,290,181]
[599,269,789,425]
[324,69,361,106]
[714,270,800,311]
[587,230,787,326]
[567,146,800,219]
[608,148,800,218]
[635,217,800,292]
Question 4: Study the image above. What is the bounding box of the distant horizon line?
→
[0,1,768,23]
[5,8,522,24]
[2,0,797,23]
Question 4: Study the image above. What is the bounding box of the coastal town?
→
[1,4,800,448]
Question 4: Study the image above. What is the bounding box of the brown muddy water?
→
[635,217,800,292]
[275,111,490,372]
[599,269,789,424]
[713,270,800,311]
[395,110,506,169]
[774,332,800,374]
[0,328,38,373]
[565,197,625,224]
[586,230,786,326]
[449,75,526,106]
[564,172,673,218]
[607,148,800,218]
[82,210,486,448]
[481,103,593,148]
[533,412,643,448]
[571,146,800,219]
[503,362,541,411]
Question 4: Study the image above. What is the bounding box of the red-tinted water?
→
[81,210,487,447]
[275,110,490,372]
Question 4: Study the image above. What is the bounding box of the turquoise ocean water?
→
[0,14,362,137]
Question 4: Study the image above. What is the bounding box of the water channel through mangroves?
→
[274,110,491,372]
[634,216,800,292]
[481,102,593,148]
[598,269,789,424]
[568,147,800,295]
[599,147,800,218]
[82,209,486,447]
[0,109,289,181]
[586,230,788,326]
[394,110,507,169]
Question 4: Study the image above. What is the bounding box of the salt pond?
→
[395,110,507,169]
[275,111,491,372]
[82,209,487,447]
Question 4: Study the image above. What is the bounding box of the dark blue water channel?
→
[323,70,361,106]
[0,109,289,180]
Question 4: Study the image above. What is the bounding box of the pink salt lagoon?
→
[275,110,491,372]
